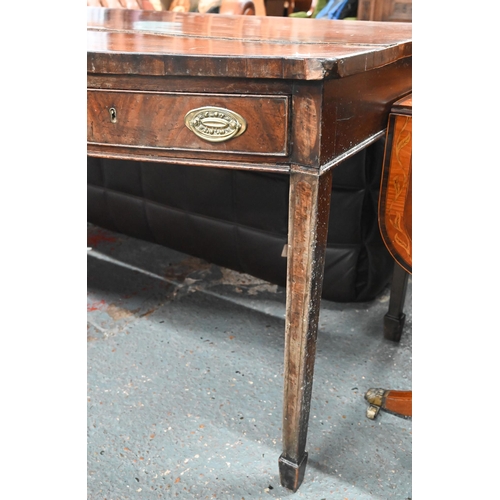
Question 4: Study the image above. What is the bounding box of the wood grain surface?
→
[87,7,412,80]
[87,10,412,490]
[88,89,289,155]
[379,94,412,273]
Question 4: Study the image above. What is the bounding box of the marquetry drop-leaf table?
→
[87,7,412,491]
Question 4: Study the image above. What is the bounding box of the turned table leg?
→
[279,170,332,492]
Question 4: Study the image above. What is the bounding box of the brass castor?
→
[364,388,412,419]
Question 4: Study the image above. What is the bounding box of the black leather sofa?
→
[87,138,393,302]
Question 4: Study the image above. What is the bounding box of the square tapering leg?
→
[384,262,409,342]
[279,170,332,491]
[278,452,308,492]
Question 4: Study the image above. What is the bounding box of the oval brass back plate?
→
[184,106,247,143]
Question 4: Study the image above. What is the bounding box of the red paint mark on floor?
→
[87,299,106,312]
[87,228,118,248]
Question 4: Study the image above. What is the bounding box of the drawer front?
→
[87,90,289,156]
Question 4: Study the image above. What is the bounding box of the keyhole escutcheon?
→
[109,107,117,123]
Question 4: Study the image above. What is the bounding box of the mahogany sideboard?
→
[87,7,412,491]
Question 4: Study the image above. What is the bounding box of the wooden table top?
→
[87,7,412,80]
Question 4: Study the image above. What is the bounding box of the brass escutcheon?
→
[109,107,117,123]
[184,106,247,143]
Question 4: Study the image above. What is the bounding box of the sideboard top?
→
[87,7,411,81]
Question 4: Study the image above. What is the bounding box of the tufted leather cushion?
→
[87,139,393,302]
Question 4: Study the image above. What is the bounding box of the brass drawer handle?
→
[184,106,247,143]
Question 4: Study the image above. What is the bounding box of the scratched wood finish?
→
[87,7,411,80]
[87,73,293,95]
[87,90,289,155]
[379,94,412,273]
[87,73,294,168]
[320,63,411,168]
[279,169,332,491]
[88,7,411,169]
[290,83,322,168]
[87,9,412,491]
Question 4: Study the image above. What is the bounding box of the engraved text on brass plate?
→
[184,107,247,143]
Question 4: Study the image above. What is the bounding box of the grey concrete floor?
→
[87,223,412,500]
